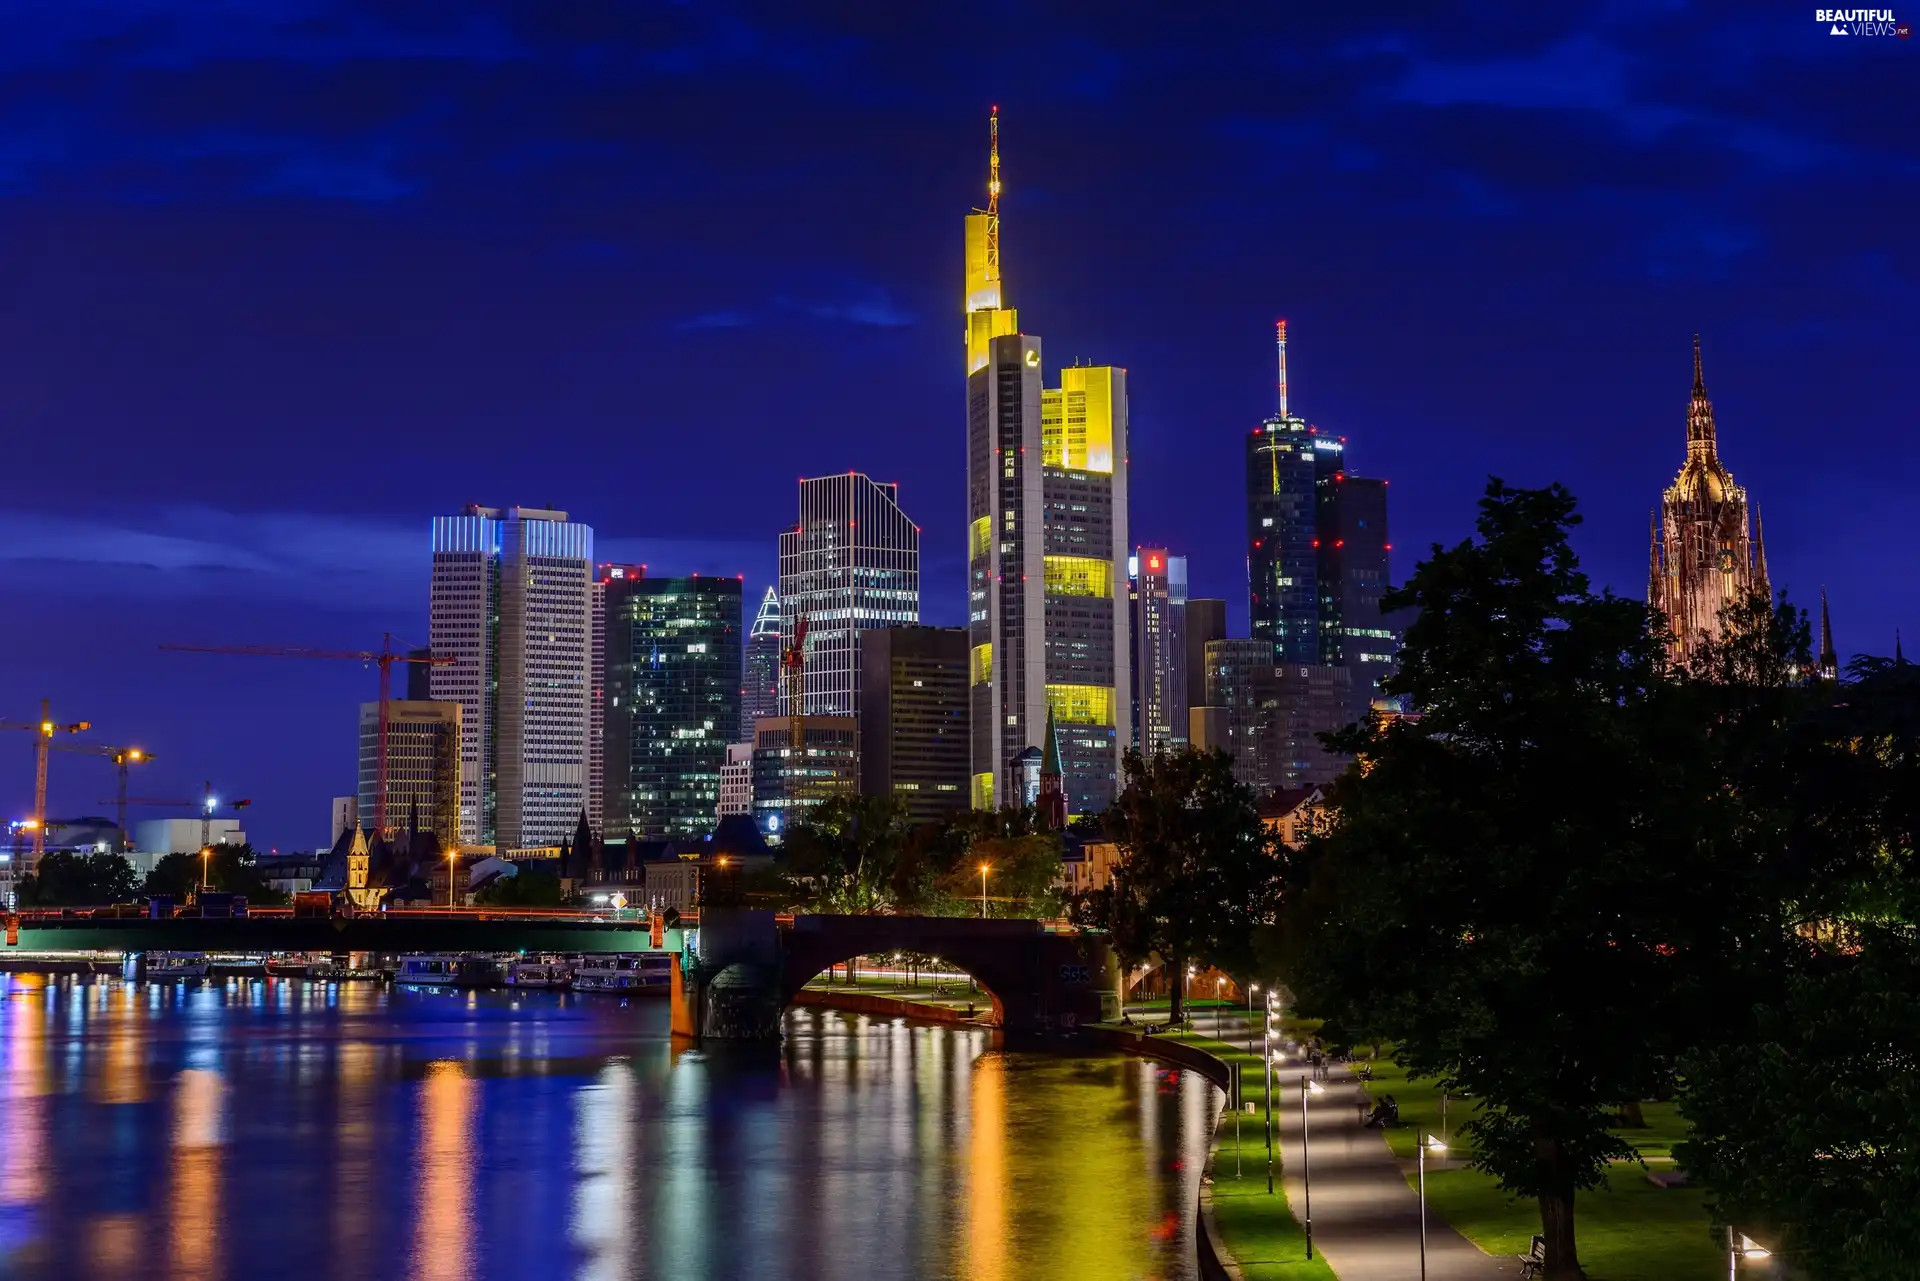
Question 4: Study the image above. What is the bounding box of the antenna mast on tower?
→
[986,107,1002,277]
[1275,319,1290,418]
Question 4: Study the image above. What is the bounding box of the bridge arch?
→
[676,910,1121,1042]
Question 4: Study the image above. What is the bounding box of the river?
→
[0,973,1217,1281]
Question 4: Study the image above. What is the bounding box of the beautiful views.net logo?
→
[1815,7,1911,35]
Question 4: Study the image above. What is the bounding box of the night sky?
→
[3,2,1913,851]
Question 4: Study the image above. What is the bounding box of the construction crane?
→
[55,742,153,849]
[160,633,452,834]
[0,699,94,865]
[119,784,251,853]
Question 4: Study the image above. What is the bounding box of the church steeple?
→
[1818,588,1838,682]
[1687,333,1718,461]
[1036,705,1067,831]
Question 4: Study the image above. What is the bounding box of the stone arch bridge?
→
[671,911,1121,1042]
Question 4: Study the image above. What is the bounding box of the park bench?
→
[1518,1234,1545,1279]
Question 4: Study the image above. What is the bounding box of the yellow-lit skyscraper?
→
[964,114,1131,813]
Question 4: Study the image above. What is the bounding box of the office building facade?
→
[741,585,782,738]
[750,715,859,837]
[718,742,753,818]
[1205,640,1350,794]
[963,116,1130,815]
[858,626,970,824]
[1130,549,1188,754]
[357,700,461,852]
[777,473,920,717]
[429,505,594,847]
[602,574,742,840]
[1244,323,1399,724]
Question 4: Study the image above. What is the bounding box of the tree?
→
[475,862,566,907]
[19,851,139,906]
[140,842,289,905]
[954,832,1065,919]
[783,794,914,913]
[1070,746,1280,1022]
[1281,480,1741,1279]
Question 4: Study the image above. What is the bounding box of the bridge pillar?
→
[674,909,785,1043]
[121,951,147,983]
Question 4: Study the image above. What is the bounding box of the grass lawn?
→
[1357,1057,1723,1281]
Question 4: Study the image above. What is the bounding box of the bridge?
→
[6,911,656,956]
[674,910,1121,1043]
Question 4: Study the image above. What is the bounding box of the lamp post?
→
[1263,993,1276,1195]
[1301,1076,1325,1258]
[199,845,211,892]
[1419,1134,1447,1281]
[978,862,990,919]
[447,849,457,910]
[1215,976,1225,1039]
[1185,965,1194,1032]
[1728,1229,1771,1279]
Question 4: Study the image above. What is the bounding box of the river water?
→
[0,974,1217,1281]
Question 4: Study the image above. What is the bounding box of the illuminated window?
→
[971,643,993,685]
[1043,555,1113,598]
[1046,683,1116,726]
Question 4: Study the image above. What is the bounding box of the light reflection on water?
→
[0,975,1212,1281]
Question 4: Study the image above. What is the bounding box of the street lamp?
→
[1215,976,1225,1039]
[1728,1230,1771,1279]
[978,862,991,919]
[1301,1077,1325,1258]
[1419,1134,1447,1281]
[447,849,457,910]
[200,845,212,892]
[1263,993,1276,1195]
[1247,983,1260,1054]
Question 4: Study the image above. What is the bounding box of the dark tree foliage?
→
[19,852,140,906]
[1677,654,1920,1278]
[1282,480,1750,1279]
[140,842,288,905]
[782,794,915,913]
[1070,746,1279,1022]
[475,862,566,907]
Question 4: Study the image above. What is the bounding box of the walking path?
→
[1137,1007,1516,1280]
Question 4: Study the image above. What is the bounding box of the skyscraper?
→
[1130,549,1188,754]
[858,626,970,824]
[741,585,781,738]
[778,473,920,716]
[1244,323,1398,725]
[1648,337,1770,667]
[430,505,594,848]
[357,700,460,852]
[603,573,743,840]
[964,114,1132,815]
[1205,640,1351,793]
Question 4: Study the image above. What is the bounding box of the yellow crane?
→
[55,742,155,849]
[0,699,93,870]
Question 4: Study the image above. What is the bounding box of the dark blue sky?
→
[4,2,1914,850]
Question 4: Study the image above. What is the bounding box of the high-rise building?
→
[1649,337,1770,667]
[778,473,920,717]
[1183,598,1227,723]
[741,586,781,738]
[1130,549,1188,754]
[858,626,970,824]
[1244,323,1399,724]
[751,715,859,837]
[603,574,743,840]
[964,114,1131,815]
[1205,640,1350,794]
[589,573,608,835]
[357,700,460,852]
[718,742,753,818]
[430,505,594,848]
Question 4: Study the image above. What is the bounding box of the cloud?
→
[788,289,914,328]
[678,309,752,331]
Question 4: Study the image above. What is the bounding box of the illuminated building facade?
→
[1205,639,1351,794]
[1648,337,1770,667]
[964,115,1131,814]
[1244,324,1399,724]
[750,715,859,836]
[778,473,920,716]
[741,586,781,738]
[603,574,742,840]
[430,506,594,847]
[357,700,460,852]
[858,626,970,824]
[1129,549,1188,753]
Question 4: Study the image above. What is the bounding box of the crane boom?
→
[0,699,92,872]
[160,634,452,835]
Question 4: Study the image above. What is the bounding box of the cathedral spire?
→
[1753,505,1770,591]
[1687,333,1718,461]
[1646,510,1663,609]
[1818,588,1838,682]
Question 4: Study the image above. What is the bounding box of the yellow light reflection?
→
[2,976,49,1207]
[411,1060,476,1281]
[100,983,147,1105]
[170,1068,226,1281]
[91,1212,141,1273]
[966,1052,1007,1281]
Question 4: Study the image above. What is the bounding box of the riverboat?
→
[395,954,505,989]
[148,952,211,980]
[505,956,573,989]
[571,953,671,995]
[266,953,339,980]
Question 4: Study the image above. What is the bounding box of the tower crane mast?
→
[160,634,452,835]
[0,699,93,869]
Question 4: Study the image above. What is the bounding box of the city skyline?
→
[4,6,1911,849]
